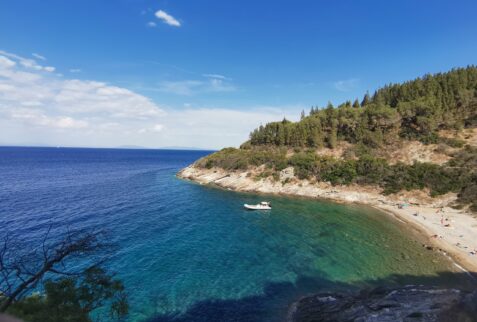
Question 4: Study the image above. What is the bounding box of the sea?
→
[0,147,470,321]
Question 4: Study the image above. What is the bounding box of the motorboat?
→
[244,201,271,210]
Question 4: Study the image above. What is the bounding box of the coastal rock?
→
[176,165,477,273]
[280,167,295,181]
[287,285,477,322]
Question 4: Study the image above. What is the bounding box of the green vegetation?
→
[201,147,288,171]
[249,67,477,148]
[0,228,128,322]
[199,146,477,211]
[197,67,477,211]
[7,267,128,322]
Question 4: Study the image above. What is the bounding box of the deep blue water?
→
[0,147,467,321]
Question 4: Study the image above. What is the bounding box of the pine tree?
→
[245,66,477,148]
[361,92,370,106]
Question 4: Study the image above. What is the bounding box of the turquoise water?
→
[0,147,468,322]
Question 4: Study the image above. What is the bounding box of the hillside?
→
[249,66,477,148]
[183,67,477,212]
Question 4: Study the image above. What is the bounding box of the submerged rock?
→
[287,285,477,322]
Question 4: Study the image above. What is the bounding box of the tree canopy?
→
[249,66,477,147]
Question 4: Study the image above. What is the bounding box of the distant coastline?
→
[117,145,213,151]
[0,145,215,152]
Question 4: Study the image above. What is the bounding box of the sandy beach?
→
[178,165,477,274]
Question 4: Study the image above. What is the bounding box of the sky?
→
[0,0,476,149]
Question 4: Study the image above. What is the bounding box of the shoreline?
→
[178,165,477,275]
[372,205,477,279]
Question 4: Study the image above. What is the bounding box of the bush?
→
[7,268,127,322]
[288,152,319,179]
[439,137,466,148]
[201,129,477,211]
[320,160,357,184]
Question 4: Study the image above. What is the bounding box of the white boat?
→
[244,201,271,210]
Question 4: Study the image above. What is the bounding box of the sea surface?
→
[0,147,469,321]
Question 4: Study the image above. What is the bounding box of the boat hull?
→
[244,204,271,210]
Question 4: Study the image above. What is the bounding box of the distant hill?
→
[116,145,214,151]
[116,145,149,149]
[159,146,214,151]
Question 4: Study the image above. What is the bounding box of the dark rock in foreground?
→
[288,285,477,322]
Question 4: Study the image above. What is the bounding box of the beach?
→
[178,165,477,275]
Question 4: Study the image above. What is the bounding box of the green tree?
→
[246,66,477,148]
[361,92,370,106]
[0,228,128,321]
[8,268,128,322]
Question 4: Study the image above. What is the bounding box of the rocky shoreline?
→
[287,285,477,322]
[178,164,477,321]
[177,165,477,274]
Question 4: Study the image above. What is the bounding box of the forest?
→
[248,66,477,148]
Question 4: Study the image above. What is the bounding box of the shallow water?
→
[0,147,468,321]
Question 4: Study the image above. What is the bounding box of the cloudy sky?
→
[1,0,476,149]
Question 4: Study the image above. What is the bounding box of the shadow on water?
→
[147,271,477,322]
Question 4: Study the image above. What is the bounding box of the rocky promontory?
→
[287,285,477,322]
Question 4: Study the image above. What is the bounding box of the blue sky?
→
[1,0,476,149]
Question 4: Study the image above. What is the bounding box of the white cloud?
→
[333,78,359,92]
[203,74,228,80]
[0,50,303,149]
[10,108,88,129]
[138,123,164,134]
[152,124,164,132]
[0,50,55,73]
[158,75,236,95]
[52,79,164,119]
[159,107,300,148]
[0,50,165,142]
[147,21,157,28]
[155,10,181,27]
[32,53,46,61]
[69,68,81,73]
[0,55,16,68]
[158,80,202,95]
[209,78,235,92]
